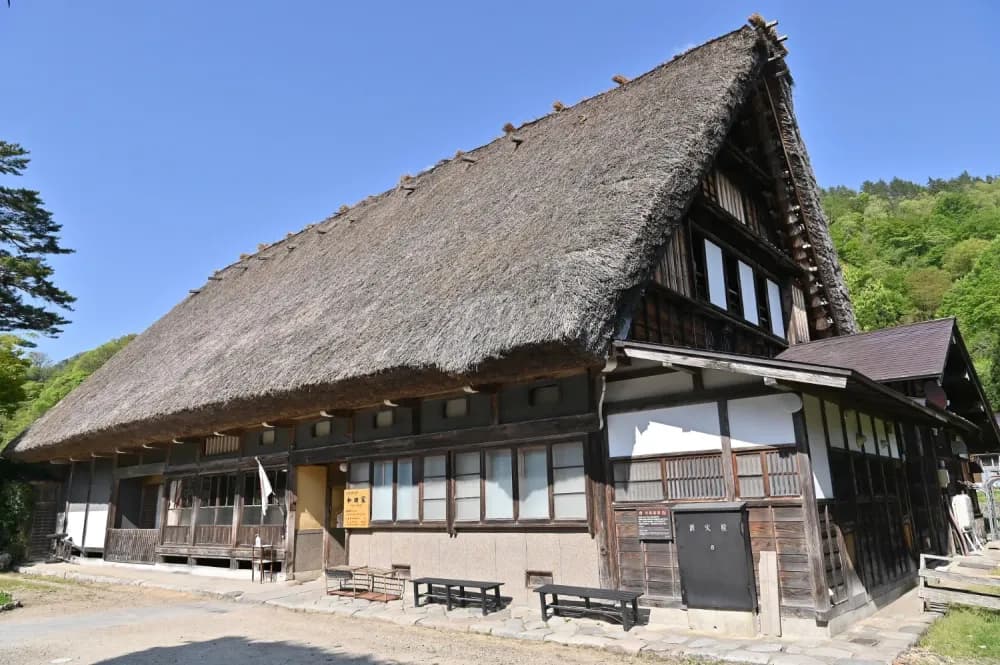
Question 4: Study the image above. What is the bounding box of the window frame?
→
[347,439,589,528]
[691,230,790,342]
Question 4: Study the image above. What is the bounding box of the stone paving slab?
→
[16,561,938,665]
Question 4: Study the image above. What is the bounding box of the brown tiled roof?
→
[777,318,956,383]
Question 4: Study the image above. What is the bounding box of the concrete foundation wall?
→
[347,530,601,604]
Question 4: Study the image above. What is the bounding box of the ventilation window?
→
[374,409,395,429]
[312,420,331,437]
[204,435,239,456]
[260,429,276,445]
[530,384,560,407]
[444,397,468,419]
[526,571,553,587]
[392,564,411,579]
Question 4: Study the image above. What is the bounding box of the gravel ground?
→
[0,574,673,665]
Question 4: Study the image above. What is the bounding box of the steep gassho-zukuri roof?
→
[9,23,851,460]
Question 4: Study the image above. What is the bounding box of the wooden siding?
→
[161,525,189,545]
[613,500,813,610]
[194,525,232,546]
[651,224,693,298]
[629,285,784,358]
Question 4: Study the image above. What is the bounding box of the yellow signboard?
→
[343,488,371,528]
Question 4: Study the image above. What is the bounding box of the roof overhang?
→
[615,341,978,432]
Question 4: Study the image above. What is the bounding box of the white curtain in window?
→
[485,450,513,519]
[552,442,586,519]
[519,448,549,519]
[348,462,369,488]
[454,452,480,521]
[738,261,758,324]
[704,240,727,308]
[371,460,393,521]
[422,454,447,521]
[396,458,417,520]
[766,279,785,338]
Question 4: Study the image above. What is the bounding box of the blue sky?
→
[2,1,997,361]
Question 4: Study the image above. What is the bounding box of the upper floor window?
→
[697,235,786,339]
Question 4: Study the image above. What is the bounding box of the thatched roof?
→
[8,23,849,461]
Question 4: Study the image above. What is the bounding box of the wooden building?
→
[5,19,997,636]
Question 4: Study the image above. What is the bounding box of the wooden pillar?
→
[79,459,96,555]
[61,461,76,534]
[105,455,120,538]
[717,399,737,501]
[230,473,243,569]
[793,408,831,615]
[285,465,297,578]
[155,481,167,536]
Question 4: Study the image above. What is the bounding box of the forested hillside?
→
[821,172,1000,405]
[0,335,135,448]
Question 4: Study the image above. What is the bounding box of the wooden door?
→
[326,464,347,567]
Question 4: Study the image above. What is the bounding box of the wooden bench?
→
[534,584,642,631]
[411,577,504,616]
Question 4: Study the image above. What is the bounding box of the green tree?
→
[943,238,990,278]
[0,334,135,447]
[0,141,74,335]
[940,238,1000,357]
[852,279,910,332]
[904,267,952,319]
[986,335,1000,411]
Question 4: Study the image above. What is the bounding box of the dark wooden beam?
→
[290,413,600,466]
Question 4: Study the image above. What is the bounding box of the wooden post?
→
[105,455,120,539]
[759,550,781,636]
[79,459,95,555]
[718,400,737,501]
[285,465,297,578]
[231,473,243,569]
[155,481,167,541]
[792,408,831,615]
[62,461,76,534]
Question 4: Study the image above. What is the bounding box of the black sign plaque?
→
[637,507,673,540]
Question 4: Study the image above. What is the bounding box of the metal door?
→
[674,502,756,611]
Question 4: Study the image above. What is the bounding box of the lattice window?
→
[714,169,747,224]
[737,449,800,498]
[613,460,664,502]
[665,455,725,500]
[765,449,800,496]
[204,435,239,456]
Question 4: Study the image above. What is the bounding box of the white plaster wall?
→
[860,415,877,455]
[824,401,846,449]
[802,394,833,499]
[727,394,800,449]
[84,508,108,548]
[607,402,722,458]
[66,506,86,546]
[348,530,601,604]
[605,372,693,403]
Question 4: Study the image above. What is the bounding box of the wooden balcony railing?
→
[194,525,232,546]
[237,525,285,549]
[105,529,158,564]
[162,525,190,545]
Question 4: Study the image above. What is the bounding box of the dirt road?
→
[0,574,654,665]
